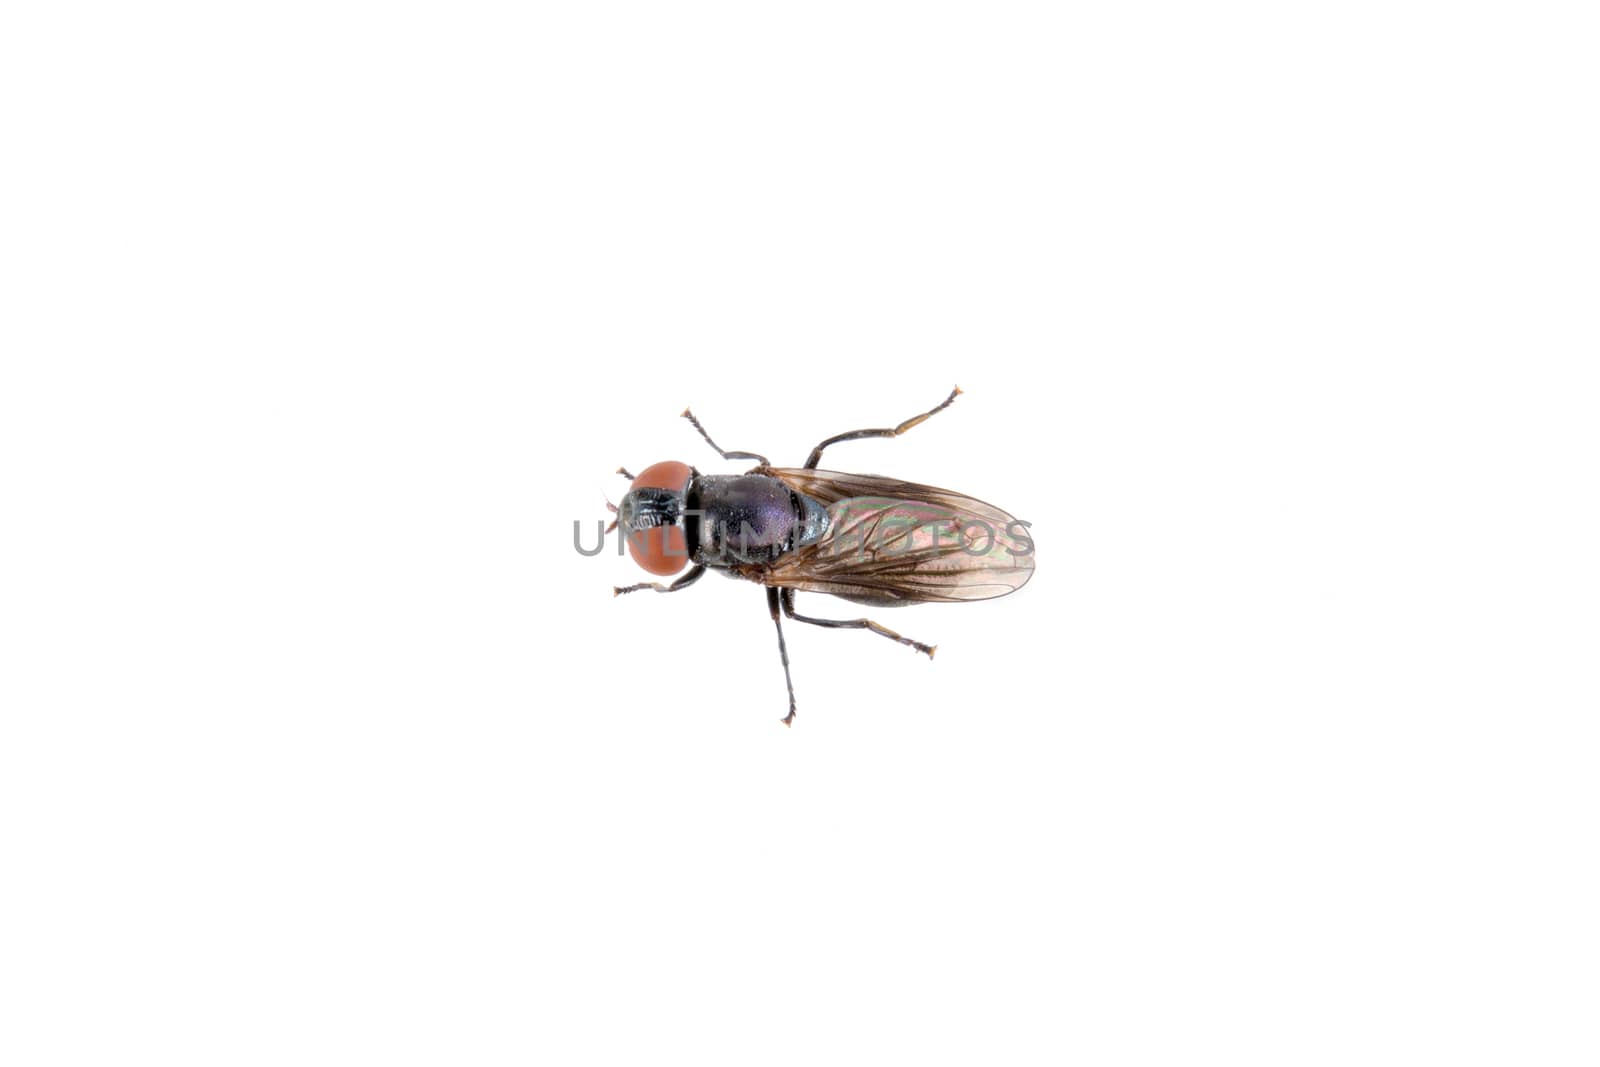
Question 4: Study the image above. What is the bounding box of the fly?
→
[608,387,1034,726]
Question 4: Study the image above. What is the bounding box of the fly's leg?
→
[768,586,798,726]
[803,386,961,470]
[614,564,706,597]
[780,588,936,658]
[681,408,771,469]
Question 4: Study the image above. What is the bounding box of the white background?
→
[3,3,1596,1064]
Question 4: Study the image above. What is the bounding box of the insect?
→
[609,387,1034,726]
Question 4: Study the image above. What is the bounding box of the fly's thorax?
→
[689,474,829,565]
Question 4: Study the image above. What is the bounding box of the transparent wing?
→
[764,468,1035,606]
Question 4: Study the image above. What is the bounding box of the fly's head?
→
[616,460,693,575]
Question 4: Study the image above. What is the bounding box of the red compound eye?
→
[625,461,692,575]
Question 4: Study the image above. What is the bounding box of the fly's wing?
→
[764,468,1035,606]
